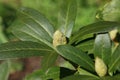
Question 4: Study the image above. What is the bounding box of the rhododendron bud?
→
[53,30,67,47]
[95,57,107,77]
[109,29,118,41]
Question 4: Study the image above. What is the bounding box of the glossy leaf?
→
[58,0,77,38]
[109,45,120,75]
[0,61,10,80]
[10,7,54,47]
[41,51,58,71]
[77,67,99,79]
[70,21,120,44]
[25,66,60,80]
[0,41,53,59]
[94,33,111,65]
[57,45,94,72]
[19,7,54,38]
[76,39,94,52]
[61,75,100,80]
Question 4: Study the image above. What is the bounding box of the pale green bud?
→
[109,29,118,41]
[53,30,67,47]
[95,57,107,77]
[109,29,119,46]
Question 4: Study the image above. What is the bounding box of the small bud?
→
[53,30,67,47]
[95,57,107,77]
[109,29,118,41]
[109,29,119,46]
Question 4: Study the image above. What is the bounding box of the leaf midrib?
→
[23,22,51,44]
[71,51,94,70]
[14,22,53,48]
[0,48,52,52]
[20,10,53,38]
[63,48,94,70]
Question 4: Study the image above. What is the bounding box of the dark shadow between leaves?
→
[60,67,76,79]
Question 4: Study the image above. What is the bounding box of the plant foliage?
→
[0,0,120,79]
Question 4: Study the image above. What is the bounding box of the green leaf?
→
[58,0,77,38]
[109,45,120,75]
[102,0,120,22]
[70,21,120,44]
[94,33,111,65]
[57,45,94,72]
[0,41,53,59]
[10,7,54,47]
[41,51,58,71]
[102,74,120,80]
[25,66,60,80]
[45,67,60,80]
[77,67,99,79]
[61,75,100,80]
[76,39,94,52]
[0,17,8,43]
[21,0,58,26]
[0,61,10,80]
[59,61,75,70]
[19,7,54,38]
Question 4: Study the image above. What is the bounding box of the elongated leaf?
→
[19,7,54,38]
[10,7,54,47]
[76,39,94,52]
[61,75,100,80]
[57,45,94,72]
[94,33,111,65]
[58,0,77,38]
[0,61,10,80]
[109,45,120,75]
[0,41,53,59]
[77,67,99,79]
[41,51,58,71]
[70,21,120,44]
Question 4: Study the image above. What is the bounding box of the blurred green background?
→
[0,0,108,33]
